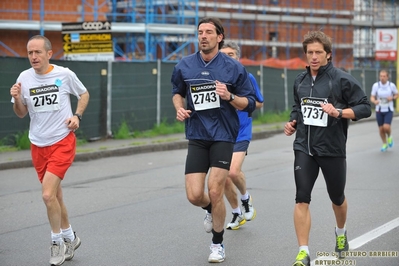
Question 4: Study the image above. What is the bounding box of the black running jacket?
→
[289,62,371,157]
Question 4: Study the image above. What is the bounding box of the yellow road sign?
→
[63,42,113,53]
[63,33,112,43]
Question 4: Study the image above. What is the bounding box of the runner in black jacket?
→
[284,31,371,266]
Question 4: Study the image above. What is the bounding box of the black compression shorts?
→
[293,150,346,205]
[185,140,234,174]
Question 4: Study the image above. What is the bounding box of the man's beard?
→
[201,45,216,54]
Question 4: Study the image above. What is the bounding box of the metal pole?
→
[396,28,399,112]
[94,0,98,21]
[284,67,288,111]
[107,60,113,137]
[157,59,161,126]
[40,0,44,35]
[362,68,366,93]
[259,64,264,115]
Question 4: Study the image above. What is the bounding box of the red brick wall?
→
[1,31,64,59]
[215,0,354,68]
[0,0,108,58]
[0,0,109,20]
[1,0,355,68]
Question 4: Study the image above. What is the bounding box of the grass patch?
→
[1,112,290,152]
[76,138,87,146]
[0,146,18,153]
[151,137,181,144]
[253,110,290,125]
[130,141,147,146]
[76,148,95,153]
[114,120,132,139]
[15,130,31,150]
[0,130,31,151]
[134,121,185,138]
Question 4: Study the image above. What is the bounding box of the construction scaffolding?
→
[353,0,399,68]
[0,0,398,68]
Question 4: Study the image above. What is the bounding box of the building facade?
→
[0,0,398,69]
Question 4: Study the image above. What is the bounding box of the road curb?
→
[0,116,384,171]
[0,130,283,170]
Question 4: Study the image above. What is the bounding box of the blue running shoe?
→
[381,144,388,152]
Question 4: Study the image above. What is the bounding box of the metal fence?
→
[0,56,395,144]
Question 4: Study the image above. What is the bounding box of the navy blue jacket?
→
[172,51,256,143]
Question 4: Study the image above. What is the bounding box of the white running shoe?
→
[241,195,256,221]
[49,241,66,266]
[203,211,212,233]
[64,232,81,261]
[208,243,225,263]
[226,212,246,230]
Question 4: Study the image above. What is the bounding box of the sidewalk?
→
[0,122,286,171]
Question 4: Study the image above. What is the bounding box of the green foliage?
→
[1,112,290,151]
[0,130,87,152]
[152,120,185,134]
[0,145,18,152]
[253,110,290,125]
[113,113,290,140]
[0,135,16,147]
[72,130,87,146]
[135,120,185,138]
[378,60,396,69]
[15,130,31,150]
[76,138,87,146]
[114,120,132,139]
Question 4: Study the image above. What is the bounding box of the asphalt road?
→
[1,119,398,266]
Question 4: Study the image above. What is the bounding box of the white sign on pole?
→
[375,28,397,61]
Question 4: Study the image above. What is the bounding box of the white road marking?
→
[311,217,399,265]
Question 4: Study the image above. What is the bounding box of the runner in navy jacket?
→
[171,17,256,263]
[172,47,256,143]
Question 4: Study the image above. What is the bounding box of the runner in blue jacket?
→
[220,41,264,230]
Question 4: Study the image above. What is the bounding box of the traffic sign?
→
[62,21,114,61]
[62,21,111,32]
[63,42,113,53]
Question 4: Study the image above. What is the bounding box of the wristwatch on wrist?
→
[74,113,82,121]
[336,109,342,119]
[228,93,235,102]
